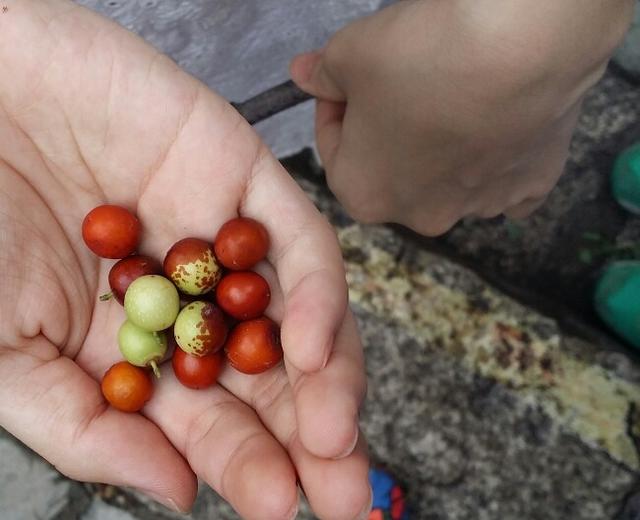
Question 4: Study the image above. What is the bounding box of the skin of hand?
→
[290,0,635,236]
[0,1,371,519]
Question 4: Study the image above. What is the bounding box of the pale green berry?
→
[118,320,167,378]
[124,275,180,332]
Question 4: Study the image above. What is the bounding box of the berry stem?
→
[99,291,113,302]
[150,360,161,379]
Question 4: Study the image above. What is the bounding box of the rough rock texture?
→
[357,312,636,520]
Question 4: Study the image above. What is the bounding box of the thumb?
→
[290,50,346,102]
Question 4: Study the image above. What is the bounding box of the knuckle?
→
[476,207,504,219]
[413,212,459,237]
[457,174,484,190]
[326,177,386,224]
[250,371,289,413]
[346,203,385,225]
[456,167,496,189]
[503,204,527,219]
[185,403,226,456]
[530,182,556,201]
[322,32,350,72]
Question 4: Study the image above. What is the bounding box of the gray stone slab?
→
[357,309,636,520]
[82,499,140,520]
[0,431,70,520]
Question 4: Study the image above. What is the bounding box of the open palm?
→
[0,1,369,518]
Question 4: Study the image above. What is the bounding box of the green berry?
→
[118,320,167,377]
[124,275,180,331]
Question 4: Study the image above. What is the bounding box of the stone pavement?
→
[3,1,640,519]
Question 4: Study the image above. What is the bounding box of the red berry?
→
[215,271,271,320]
[172,348,223,389]
[108,255,162,305]
[82,205,141,259]
[225,317,282,374]
[214,217,270,270]
[101,361,153,412]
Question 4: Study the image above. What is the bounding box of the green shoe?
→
[612,143,640,214]
[594,261,640,350]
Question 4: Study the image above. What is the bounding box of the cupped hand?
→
[290,0,634,235]
[0,1,369,518]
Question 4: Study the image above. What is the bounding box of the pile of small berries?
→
[82,204,282,413]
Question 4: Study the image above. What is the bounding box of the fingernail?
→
[286,502,300,520]
[320,331,337,370]
[142,491,190,514]
[334,426,359,460]
[355,485,373,520]
[321,344,331,369]
[292,51,321,83]
[286,488,301,520]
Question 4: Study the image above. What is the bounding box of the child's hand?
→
[291,0,634,235]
